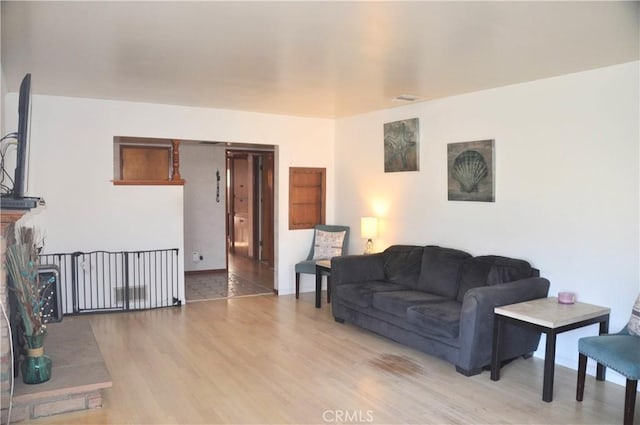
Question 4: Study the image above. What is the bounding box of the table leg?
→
[491,316,503,381]
[596,317,609,381]
[542,331,556,402]
[315,266,322,308]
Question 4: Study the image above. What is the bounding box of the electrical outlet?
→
[192,251,199,262]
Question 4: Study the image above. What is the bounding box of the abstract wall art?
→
[384,118,419,172]
[447,139,495,202]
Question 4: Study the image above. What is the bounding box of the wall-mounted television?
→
[14,73,31,197]
[1,73,39,209]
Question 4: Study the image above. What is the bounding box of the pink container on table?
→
[558,292,576,304]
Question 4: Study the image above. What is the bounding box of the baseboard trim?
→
[185,269,226,275]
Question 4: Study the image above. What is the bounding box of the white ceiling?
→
[2,1,638,118]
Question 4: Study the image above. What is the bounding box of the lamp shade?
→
[360,217,378,239]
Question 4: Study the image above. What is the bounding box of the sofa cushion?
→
[335,281,410,308]
[456,255,534,302]
[382,245,424,287]
[416,246,471,298]
[406,301,463,338]
[372,290,450,318]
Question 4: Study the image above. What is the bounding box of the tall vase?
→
[21,332,52,384]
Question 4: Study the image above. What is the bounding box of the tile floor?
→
[185,271,272,301]
[185,255,273,302]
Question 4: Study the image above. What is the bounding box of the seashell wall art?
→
[447,139,495,202]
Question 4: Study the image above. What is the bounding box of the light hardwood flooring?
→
[24,291,633,424]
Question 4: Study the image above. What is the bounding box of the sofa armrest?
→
[456,277,550,373]
[331,253,385,286]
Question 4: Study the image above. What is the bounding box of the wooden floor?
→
[23,292,633,425]
[228,253,274,291]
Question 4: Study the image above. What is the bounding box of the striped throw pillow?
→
[628,295,640,336]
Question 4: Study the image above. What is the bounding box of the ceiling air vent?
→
[392,94,420,102]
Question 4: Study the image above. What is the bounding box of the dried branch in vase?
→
[6,226,52,336]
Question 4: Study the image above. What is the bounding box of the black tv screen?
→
[13,73,32,198]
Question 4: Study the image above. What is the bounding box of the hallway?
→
[184,254,274,302]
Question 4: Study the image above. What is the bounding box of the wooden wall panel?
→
[289,167,326,230]
[120,146,171,181]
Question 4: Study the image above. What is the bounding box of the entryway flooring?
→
[184,253,273,302]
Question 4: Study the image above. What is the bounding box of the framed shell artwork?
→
[447,139,495,202]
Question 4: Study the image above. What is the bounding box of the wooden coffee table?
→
[491,297,610,402]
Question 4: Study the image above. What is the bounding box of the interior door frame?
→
[225,149,275,268]
[259,153,274,267]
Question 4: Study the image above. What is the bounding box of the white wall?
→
[1,65,5,135]
[2,94,335,297]
[181,143,227,272]
[335,62,639,384]
[1,63,14,185]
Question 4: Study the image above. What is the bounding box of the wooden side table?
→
[491,297,610,402]
[314,260,331,308]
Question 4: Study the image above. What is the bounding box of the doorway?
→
[226,150,275,289]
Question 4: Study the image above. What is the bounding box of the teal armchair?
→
[577,325,640,425]
[295,225,349,299]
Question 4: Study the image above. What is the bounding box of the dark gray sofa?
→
[331,245,550,376]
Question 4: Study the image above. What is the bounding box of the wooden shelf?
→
[112,179,185,186]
